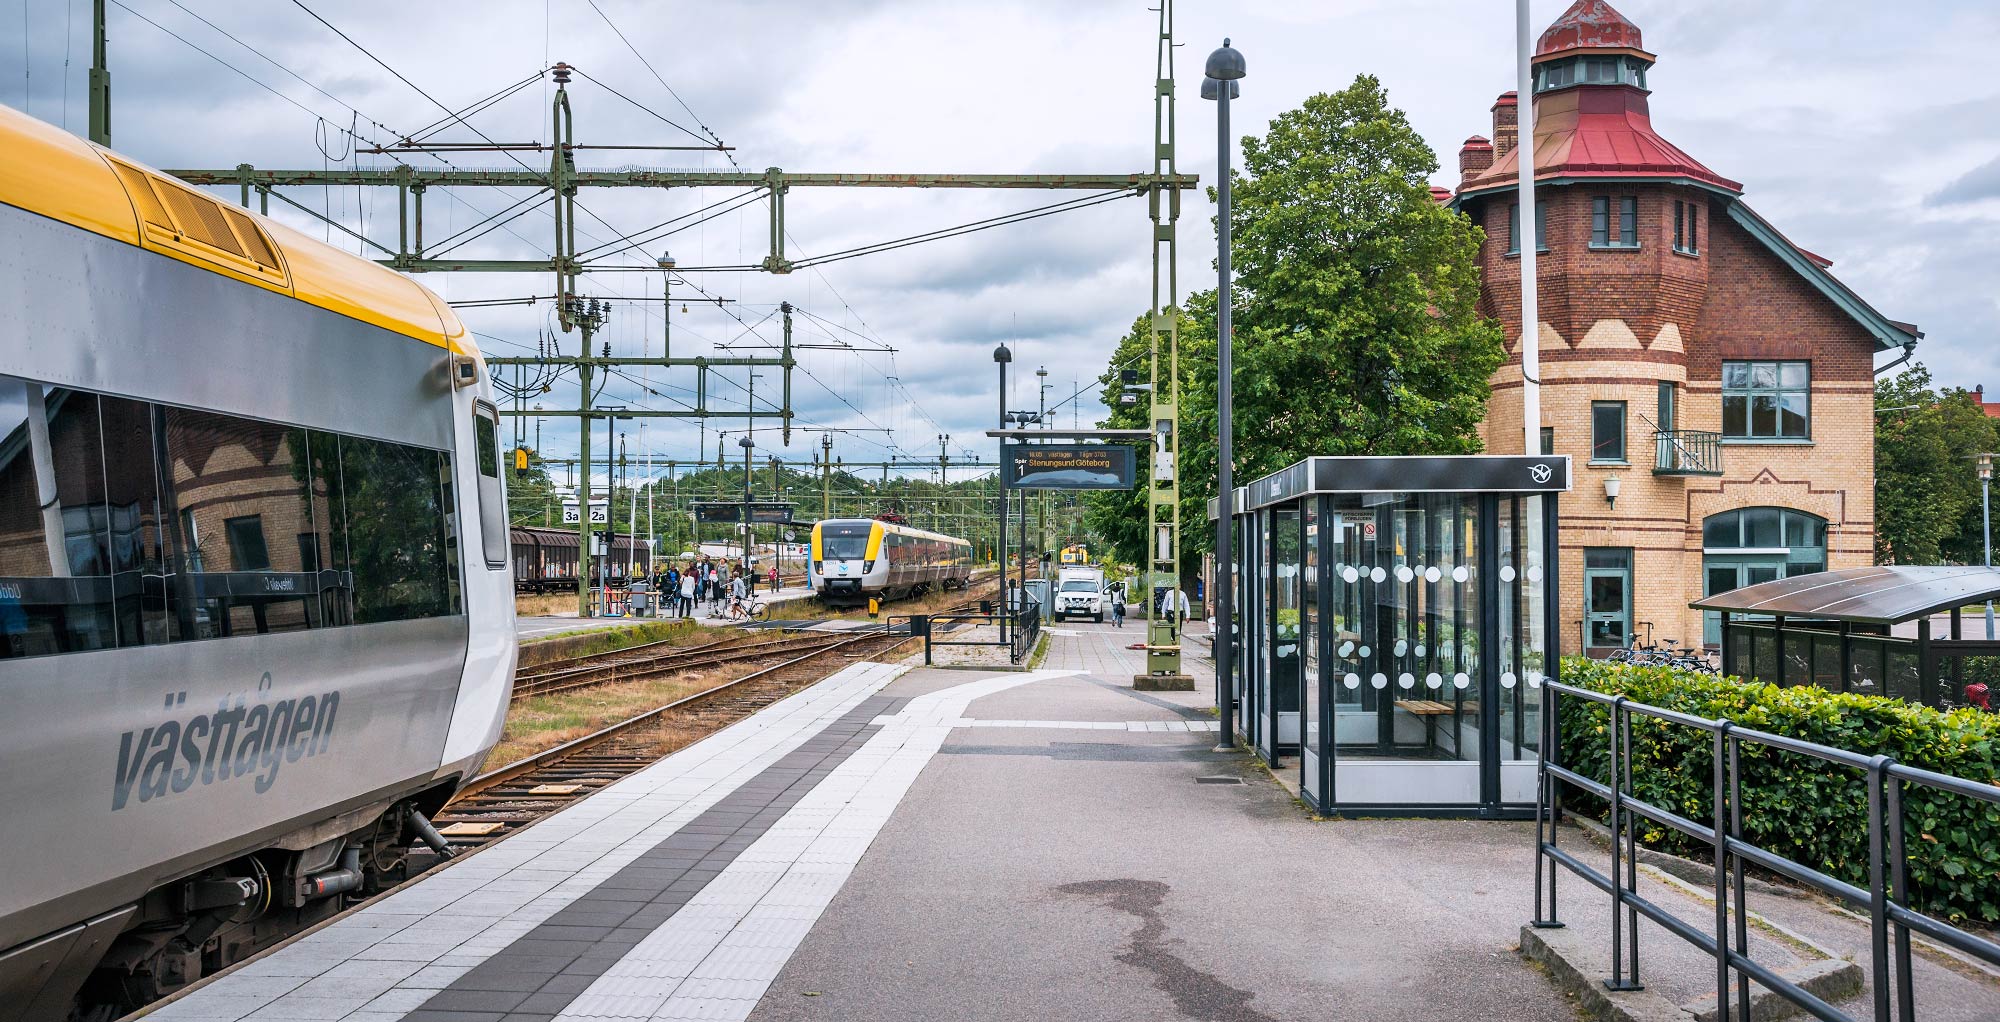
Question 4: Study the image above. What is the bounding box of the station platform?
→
[148,623,1567,1022]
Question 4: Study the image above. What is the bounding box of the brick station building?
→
[1448,0,1921,654]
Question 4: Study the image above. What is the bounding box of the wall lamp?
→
[1603,474,1622,508]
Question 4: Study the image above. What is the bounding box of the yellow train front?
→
[808,518,972,607]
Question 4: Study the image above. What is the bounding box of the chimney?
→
[1459,135,1494,185]
[1491,91,1519,157]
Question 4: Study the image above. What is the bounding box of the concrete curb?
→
[1133,674,1196,691]
[1564,815,1798,902]
[1519,924,1695,1022]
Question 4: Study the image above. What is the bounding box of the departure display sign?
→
[691,502,796,524]
[1002,443,1135,490]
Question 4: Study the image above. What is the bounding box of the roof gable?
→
[1725,202,1921,352]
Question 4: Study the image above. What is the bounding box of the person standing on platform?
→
[679,569,696,618]
[769,565,780,592]
[1160,586,1191,641]
[1111,584,1126,628]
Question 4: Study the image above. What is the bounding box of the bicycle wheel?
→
[749,602,769,621]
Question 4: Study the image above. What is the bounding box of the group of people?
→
[647,559,783,620]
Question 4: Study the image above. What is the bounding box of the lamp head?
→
[1199,77,1239,101]
[1204,39,1246,81]
[738,436,754,450]
[993,344,1013,364]
[657,251,675,269]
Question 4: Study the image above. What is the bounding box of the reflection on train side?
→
[0,374,461,660]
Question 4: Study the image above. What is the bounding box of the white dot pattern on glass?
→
[1370,567,1387,583]
[1500,565,1517,583]
[1527,671,1543,689]
[1338,640,1354,657]
[1501,672,1517,689]
[1371,673,1388,689]
[1342,567,1359,584]
[1343,673,1361,690]
[1425,566,1442,583]
[1394,639,1408,656]
[1414,643,1427,658]
[1527,565,1544,582]
[1425,672,1442,689]
[1397,672,1415,689]
[1395,565,1414,583]
[1358,645,1371,658]
[1453,672,1470,689]
[1453,566,1470,583]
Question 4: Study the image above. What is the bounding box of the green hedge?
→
[1557,657,2000,925]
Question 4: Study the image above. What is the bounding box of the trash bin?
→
[629,582,651,617]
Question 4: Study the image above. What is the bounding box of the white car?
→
[1053,569,1106,622]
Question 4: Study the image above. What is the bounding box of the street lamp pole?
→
[994,346,1013,642]
[1204,38,1245,751]
[1981,453,1994,640]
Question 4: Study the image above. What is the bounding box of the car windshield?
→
[1060,580,1098,592]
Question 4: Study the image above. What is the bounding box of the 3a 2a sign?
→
[561,499,609,525]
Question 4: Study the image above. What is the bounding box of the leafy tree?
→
[1085,75,1504,569]
[1875,364,2000,564]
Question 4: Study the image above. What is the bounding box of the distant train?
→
[509,525,645,593]
[809,518,972,607]
[1060,543,1091,566]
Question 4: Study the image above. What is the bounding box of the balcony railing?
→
[1653,429,1723,476]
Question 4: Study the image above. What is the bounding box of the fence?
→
[909,596,1041,666]
[1534,679,2000,1022]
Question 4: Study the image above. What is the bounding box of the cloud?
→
[1930,155,2000,206]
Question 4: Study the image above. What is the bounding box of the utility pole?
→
[89,0,110,146]
[1140,0,1188,684]
[820,433,834,520]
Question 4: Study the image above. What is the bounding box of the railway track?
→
[430,627,920,853]
[511,631,860,700]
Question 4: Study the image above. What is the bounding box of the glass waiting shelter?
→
[1215,456,1569,816]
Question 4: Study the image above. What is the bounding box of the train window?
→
[161,409,320,637]
[0,378,118,658]
[0,373,462,660]
[338,435,456,623]
[473,403,508,569]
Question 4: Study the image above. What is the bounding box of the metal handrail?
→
[1533,679,2000,1022]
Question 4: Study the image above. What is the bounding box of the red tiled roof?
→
[1461,85,1742,196]
[1536,0,1650,59]
[1429,186,1454,205]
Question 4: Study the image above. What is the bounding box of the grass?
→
[487,665,734,770]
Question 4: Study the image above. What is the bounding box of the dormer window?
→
[1533,55,1651,93]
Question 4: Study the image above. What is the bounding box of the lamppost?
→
[1204,37,1245,750]
[994,344,1012,641]
[738,435,755,568]
[1981,452,1995,640]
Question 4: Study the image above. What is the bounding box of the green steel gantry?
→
[160,53,1195,625]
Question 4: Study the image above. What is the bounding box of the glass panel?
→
[97,395,175,646]
[1591,403,1625,462]
[1752,630,1778,682]
[1585,548,1631,569]
[476,408,508,568]
[1779,362,1809,389]
[1704,511,1738,548]
[1722,395,1748,437]
[1751,394,1780,437]
[1722,362,1750,389]
[1782,631,1812,687]
[337,435,454,623]
[1812,635,1841,692]
[1848,640,1883,696]
[1510,496,1547,761]
[1591,198,1608,245]
[0,379,117,658]
[1619,197,1637,244]
[1751,362,1779,389]
[1779,392,1809,438]
[1302,501,1320,799]
[1743,508,1782,548]
[1886,649,1922,703]
[1272,505,1302,755]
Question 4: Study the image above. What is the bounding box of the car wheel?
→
[1094,613,1103,623]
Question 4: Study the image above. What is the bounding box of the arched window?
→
[1701,508,1827,643]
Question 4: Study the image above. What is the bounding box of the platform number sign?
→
[561,499,610,525]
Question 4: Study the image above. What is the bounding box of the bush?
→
[1557,657,2000,925]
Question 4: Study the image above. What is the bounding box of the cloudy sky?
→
[5,0,1995,490]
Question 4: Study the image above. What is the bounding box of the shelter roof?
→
[1690,566,2000,626]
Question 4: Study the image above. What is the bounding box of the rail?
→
[1533,679,2000,1021]
[1653,429,1724,476]
[907,596,1041,665]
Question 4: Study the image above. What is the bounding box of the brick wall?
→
[1471,184,1880,651]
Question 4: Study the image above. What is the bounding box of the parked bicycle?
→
[1604,639,1717,675]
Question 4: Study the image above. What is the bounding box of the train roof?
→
[0,105,474,357]
[815,518,971,546]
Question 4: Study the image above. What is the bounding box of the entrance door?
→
[1583,548,1632,654]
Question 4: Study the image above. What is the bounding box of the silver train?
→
[807,518,972,607]
[0,107,515,1017]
